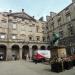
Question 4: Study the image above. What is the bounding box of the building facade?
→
[0,9,49,60]
[46,2,75,56]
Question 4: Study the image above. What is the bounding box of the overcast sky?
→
[0,0,72,20]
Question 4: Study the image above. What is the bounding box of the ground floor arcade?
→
[0,43,50,61]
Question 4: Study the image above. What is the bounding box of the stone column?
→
[29,47,32,59]
[19,48,22,60]
[6,46,12,61]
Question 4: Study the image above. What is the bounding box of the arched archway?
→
[47,46,51,50]
[32,45,38,50]
[22,45,29,60]
[0,45,7,61]
[40,46,46,50]
[11,45,20,60]
[32,45,38,58]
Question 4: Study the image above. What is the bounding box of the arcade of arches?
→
[0,44,50,61]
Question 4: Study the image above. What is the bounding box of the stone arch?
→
[32,45,38,50]
[0,44,7,61]
[32,45,38,58]
[40,45,46,50]
[11,45,20,60]
[22,45,29,60]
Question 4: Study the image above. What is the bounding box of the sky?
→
[0,0,72,20]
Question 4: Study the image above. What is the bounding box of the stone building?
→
[46,2,75,56]
[0,9,49,60]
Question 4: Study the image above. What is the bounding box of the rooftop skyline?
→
[0,0,72,20]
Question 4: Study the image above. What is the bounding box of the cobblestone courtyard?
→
[0,60,75,75]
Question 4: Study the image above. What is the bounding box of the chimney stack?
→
[22,9,24,13]
[9,10,12,13]
[33,16,34,19]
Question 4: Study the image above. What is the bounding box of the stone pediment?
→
[7,11,36,22]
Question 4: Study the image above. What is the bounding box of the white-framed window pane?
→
[13,24,16,29]
[12,35,16,39]
[1,35,5,39]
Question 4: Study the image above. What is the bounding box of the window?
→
[12,23,16,29]
[66,15,71,22]
[28,35,33,41]
[47,36,50,42]
[12,34,17,39]
[59,27,63,38]
[66,12,71,22]
[58,17,61,25]
[67,24,73,35]
[59,31,63,38]
[13,17,17,19]
[36,26,39,32]
[8,19,12,22]
[0,33,6,39]
[1,18,7,23]
[42,37,45,42]
[36,36,40,41]
[46,26,48,30]
[51,22,54,30]
[29,36,32,41]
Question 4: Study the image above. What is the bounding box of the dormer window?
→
[66,13,71,22]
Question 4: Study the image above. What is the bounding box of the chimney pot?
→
[22,9,24,13]
[9,10,12,13]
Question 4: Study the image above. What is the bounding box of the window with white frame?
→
[12,34,17,39]
[0,33,6,39]
[12,23,16,29]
